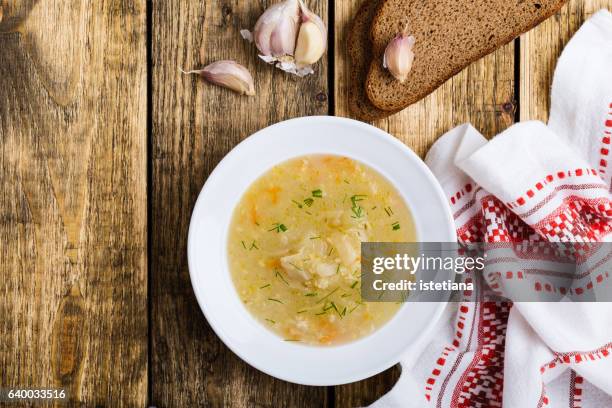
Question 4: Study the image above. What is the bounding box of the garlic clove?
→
[383,33,416,83]
[295,0,327,67]
[295,20,326,67]
[253,0,300,57]
[298,0,327,40]
[270,11,300,57]
[181,61,255,96]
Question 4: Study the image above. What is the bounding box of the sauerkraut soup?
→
[228,155,416,345]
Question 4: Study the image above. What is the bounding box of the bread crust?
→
[365,0,569,111]
[347,0,400,121]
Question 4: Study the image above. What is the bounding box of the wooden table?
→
[1,0,609,406]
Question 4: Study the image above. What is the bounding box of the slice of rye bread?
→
[365,0,569,111]
[347,0,400,121]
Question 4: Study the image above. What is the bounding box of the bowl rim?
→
[187,116,456,386]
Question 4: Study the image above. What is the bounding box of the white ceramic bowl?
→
[188,116,455,386]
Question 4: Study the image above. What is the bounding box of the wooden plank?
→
[520,0,612,122]
[334,365,401,408]
[151,1,329,406]
[334,1,515,405]
[0,0,147,406]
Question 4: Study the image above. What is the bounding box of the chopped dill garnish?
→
[297,310,308,314]
[384,206,394,216]
[349,304,361,314]
[288,262,302,271]
[350,195,367,219]
[305,292,317,297]
[241,241,247,249]
[292,199,303,209]
[341,293,351,298]
[249,240,259,250]
[268,223,288,233]
[265,318,276,324]
[328,247,334,256]
[350,194,367,203]
[260,283,271,289]
[275,269,289,285]
[310,236,321,240]
[267,298,284,304]
[284,338,300,342]
[305,210,313,215]
[351,205,364,219]
[336,264,341,274]
[303,198,314,207]
[350,281,359,289]
[316,287,339,304]
[392,222,401,231]
[344,179,350,184]
[371,206,377,210]
[318,301,343,318]
[341,306,347,316]
[312,189,323,198]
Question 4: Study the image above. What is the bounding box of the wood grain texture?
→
[0,0,147,406]
[520,0,612,121]
[3,0,601,405]
[335,0,514,405]
[151,1,329,406]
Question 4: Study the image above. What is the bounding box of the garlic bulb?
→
[383,33,416,83]
[241,0,327,77]
[252,0,300,57]
[181,61,255,96]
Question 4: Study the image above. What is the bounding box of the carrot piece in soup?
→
[266,186,282,204]
[265,258,281,269]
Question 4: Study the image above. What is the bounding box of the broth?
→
[228,155,416,345]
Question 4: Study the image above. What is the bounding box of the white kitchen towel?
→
[371,9,612,408]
